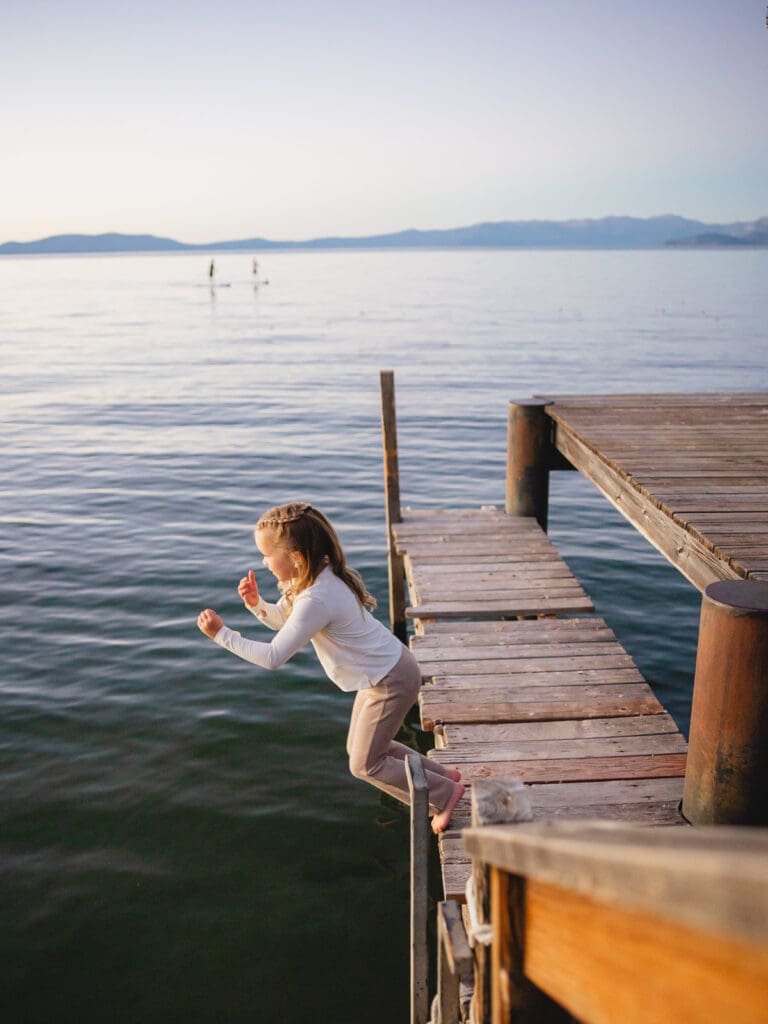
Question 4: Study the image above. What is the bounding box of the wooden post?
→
[683,580,768,826]
[470,779,533,1024]
[435,901,473,1024]
[505,400,552,531]
[468,781,571,1024]
[380,370,408,643]
[406,753,430,1024]
[490,868,571,1024]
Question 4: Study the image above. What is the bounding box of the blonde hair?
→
[256,502,376,611]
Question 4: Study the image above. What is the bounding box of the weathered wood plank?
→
[420,696,664,729]
[408,596,595,618]
[664,498,768,512]
[418,619,604,635]
[417,640,624,660]
[398,507,516,521]
[422,654,639,676]
[576,440,768,453]
[429,754,687,784]
[443,795,685,836]
[645,480,768,492]
[419,641,639,665]
[528,775,685,805]
[405,562,570,582]
[437,714,680,745]
[426,668,646,688]
[413,586,590,605]
[400,538,558,555]
[413,578,587,596]
[412,618,615,646]
[397,524,545,542]
[429,732,687,762]
[687,520,768,534]
[406,551,576,565]
[422,681,657,705]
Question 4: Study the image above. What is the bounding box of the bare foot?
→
[431,782,465,834]
[444,767,462,783]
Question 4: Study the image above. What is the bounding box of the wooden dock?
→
[381,380,768,1024]
[392,509,689,902]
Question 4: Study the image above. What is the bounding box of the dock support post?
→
[683,580,768,826]
[505,400,552,531]
[470,779,531,1024]
[467,780,571,1024]
[434,901,472,1024]
[380,370,408,643]
[407,753,430,1024]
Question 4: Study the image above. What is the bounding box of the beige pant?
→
[346,646,457,815]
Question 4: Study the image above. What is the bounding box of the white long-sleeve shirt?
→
[214,565,404,692]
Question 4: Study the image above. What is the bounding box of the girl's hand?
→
[238,569,260,607]
[198,608,224,638]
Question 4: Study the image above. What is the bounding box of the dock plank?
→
[429,732,687,761]
[428,754,687,783]
[437,714,680,746]
[426,669,646,688]
[420,696,665,729]
[413,619,615,645]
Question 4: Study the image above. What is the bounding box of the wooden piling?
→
[470,779,533,1024]
[380,370,408,642]
[683,580,768,826]
[435,901,473,1024]
[465,821,768,1024]
[505,400,552,531]
[406,753,430,1024]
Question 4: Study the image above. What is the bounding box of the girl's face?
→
[255,527,298,582]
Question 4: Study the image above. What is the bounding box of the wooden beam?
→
[524,878,768,1024]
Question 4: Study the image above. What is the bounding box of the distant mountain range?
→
[2,216,767,254]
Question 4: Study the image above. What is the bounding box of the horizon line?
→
[2,211,768,249]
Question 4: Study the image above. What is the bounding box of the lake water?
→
[1,248,767,1022]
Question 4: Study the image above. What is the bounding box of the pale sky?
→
[2,0,767,243]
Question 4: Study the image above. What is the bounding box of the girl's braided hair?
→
[256,502,376,611]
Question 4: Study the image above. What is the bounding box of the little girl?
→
[197,502,464,833]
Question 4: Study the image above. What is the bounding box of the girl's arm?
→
[238,569,286,630]
[248,594,289,630]
[208,594,331,671]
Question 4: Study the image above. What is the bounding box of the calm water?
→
[1,248,767,1022]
